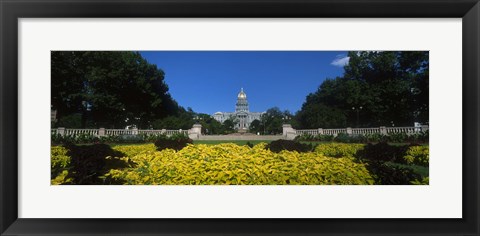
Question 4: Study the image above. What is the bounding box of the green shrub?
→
[333,133,368,143]
[295,134,334,142]
[75,133,99,144]
[356,142,416,163]
[51,133,99,145]
[406,131,429,143]
[387,133,409,143]
[297,131,427,144]
[365,161,424,185]
[139,133,166,143]
[116,134,144,143]
[266,140,313,153]
[318,134,335,141]
[99,135,121,143]
[51,133,76,145]
[411,177,429,185]
[51,133,64,145]
[403,146,429,167]
[294,134,314,141]
[154,134,193,151]
[333,133,350,143]
[364,133,387,143]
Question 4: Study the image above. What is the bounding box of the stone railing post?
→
[282,124,297,140]
[188,124,202,140]
[132,127,139,135]
[346,127,353,135]
[98,128,105,137]
[282,124,295,136]
[421,125,429,132]
[57,127,65,136]
[161,129,166,135]
[379,126,387,135]
[318,128,323,135]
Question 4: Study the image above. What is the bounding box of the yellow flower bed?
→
[315,143,365,158]
[106,143,374,185]
[111,143,157,157]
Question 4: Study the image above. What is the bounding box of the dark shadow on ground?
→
[63,144,134,185]
[356,142,426,185]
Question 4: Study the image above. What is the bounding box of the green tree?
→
[261,107,291,134]
[195,113,225,135]
[51,51,183,128]
[249,119,262,134]
[222,118,236,134]
[296,51,429,129]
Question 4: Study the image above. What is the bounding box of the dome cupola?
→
[237,88,247,99]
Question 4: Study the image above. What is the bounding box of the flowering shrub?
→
[111,143,157,156]
[315,143,364,158]
[51,142,428,185]
[51,146,73,185]
[403,146,429,167]
[106,143,375,185]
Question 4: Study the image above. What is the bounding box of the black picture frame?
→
[1,0,479,235]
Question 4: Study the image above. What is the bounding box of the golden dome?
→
[237,88,247,99]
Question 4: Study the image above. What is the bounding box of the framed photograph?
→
[1,0,479,235]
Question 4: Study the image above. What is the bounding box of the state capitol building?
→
[212,88,265,132]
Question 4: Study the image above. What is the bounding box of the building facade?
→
[213,88,264,132]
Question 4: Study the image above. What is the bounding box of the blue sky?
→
[140,51,348,114]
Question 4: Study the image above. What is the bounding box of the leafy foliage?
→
[258,107,294,135]
[294,131,428,144]
[51,51,184,129]
[403,146,429,167]
[51,142,428,185]
[315,143,364,158]
[51,133,99,145]
[51,146,73,185]
[295,51,429,129]
[106,143,375,185]
[266,140,314,153]
[295,134,334,142]
[364,161,425,185]
[154,134,193,151]
[62,144,130,185]
[356,142,415,163]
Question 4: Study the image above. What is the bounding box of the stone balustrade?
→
[51,124,429,141]
[51,127,191,138]
[351,127,381,135]
[323,128,348,136]
[285,124,428,140]
[295,129,318,135]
